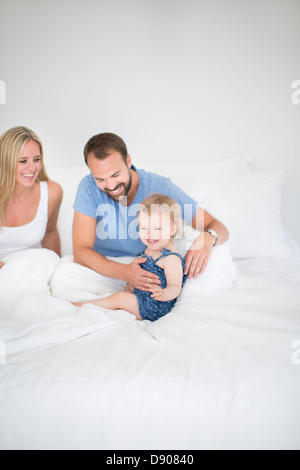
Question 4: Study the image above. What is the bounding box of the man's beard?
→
[104,168,133,202]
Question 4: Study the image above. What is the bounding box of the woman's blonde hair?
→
[138,193,184,239]
[0,126,49,229]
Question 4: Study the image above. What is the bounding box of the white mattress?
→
[0,243,300,450]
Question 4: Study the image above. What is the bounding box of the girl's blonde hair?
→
[138,193,184,239]
[0,126,49,229]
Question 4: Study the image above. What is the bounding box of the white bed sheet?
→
[0,248,300,450]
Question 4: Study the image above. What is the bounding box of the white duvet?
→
[0,248,300,450]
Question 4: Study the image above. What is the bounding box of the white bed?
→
[0,157,300,450]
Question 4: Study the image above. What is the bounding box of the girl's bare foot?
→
[71,301,85,308]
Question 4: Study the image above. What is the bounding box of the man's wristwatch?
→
[205,229,219,246]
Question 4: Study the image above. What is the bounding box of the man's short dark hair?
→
[84,133,128,164]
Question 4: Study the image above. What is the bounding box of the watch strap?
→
[205,229,219,246]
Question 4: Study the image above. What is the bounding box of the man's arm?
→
[184,207,229,279]
[191,206,229,245]
[73,211,161,291]
[73,211,125,279]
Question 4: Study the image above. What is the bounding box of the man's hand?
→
[125,258,161,292]
[0,261,4,270]
[184,232,215,279]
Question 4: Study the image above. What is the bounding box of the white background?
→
[0,0,300,243]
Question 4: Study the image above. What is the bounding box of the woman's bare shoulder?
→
[47,180,63,202]
[46,181,63,218]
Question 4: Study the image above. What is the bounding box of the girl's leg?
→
[73,292,141,320]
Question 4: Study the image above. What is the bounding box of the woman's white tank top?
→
[0,181,49,260]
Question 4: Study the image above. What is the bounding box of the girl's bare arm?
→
[150,255,183,301]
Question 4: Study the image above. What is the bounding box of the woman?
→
[0,126,63,268]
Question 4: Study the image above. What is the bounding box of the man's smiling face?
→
[87,151,133,202]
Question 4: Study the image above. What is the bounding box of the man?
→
[73,133,229,292]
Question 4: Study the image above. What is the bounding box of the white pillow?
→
[174,225,239,301]
[194,169,291,259]
[149,154,253,184]
[179,244,239,302]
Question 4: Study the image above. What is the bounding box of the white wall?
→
[1,0,300,242]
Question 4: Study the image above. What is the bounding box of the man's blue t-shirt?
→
[73,166,199,257]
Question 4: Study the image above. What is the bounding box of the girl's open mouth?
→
[147,239,159,246]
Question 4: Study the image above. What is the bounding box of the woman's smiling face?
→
[16,140,42,188]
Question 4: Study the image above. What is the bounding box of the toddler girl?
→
[73,194,187,321]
